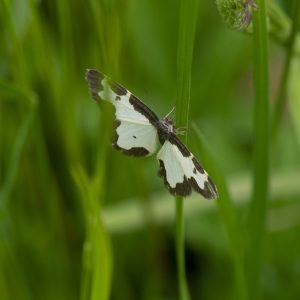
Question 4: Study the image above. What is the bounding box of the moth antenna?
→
[164,107,176,121]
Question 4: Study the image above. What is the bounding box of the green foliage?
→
[1,0,300,300]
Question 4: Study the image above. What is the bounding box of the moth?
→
[86,69,218,199]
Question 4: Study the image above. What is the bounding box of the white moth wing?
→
[157,141,187,187]
[86,69,159,156]
[157,140,218,199]
[114,120,158,155]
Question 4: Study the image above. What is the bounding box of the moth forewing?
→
[86,69,159,157]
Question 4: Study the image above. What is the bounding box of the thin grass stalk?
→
[272,0,300,140]
[247,0,270,299]
[175,197,190,300]
[176,0,198,299]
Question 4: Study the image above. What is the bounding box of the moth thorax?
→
[160,117,175,134]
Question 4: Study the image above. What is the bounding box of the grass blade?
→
[247,1,270,299]
[175,0,198,299]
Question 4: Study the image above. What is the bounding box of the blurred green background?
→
[1,0,300,299]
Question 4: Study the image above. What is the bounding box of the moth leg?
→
[175,126,188,135]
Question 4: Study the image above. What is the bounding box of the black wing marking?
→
[85,69,105,101]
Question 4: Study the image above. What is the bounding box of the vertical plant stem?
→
[176,0,198,299]
[248,1,269,299]
[272,0,300,140]
[175,197,190,300]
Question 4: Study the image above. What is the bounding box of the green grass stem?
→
[247,1,270,299]
[175,198,190,300]
[175,0,198,299]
